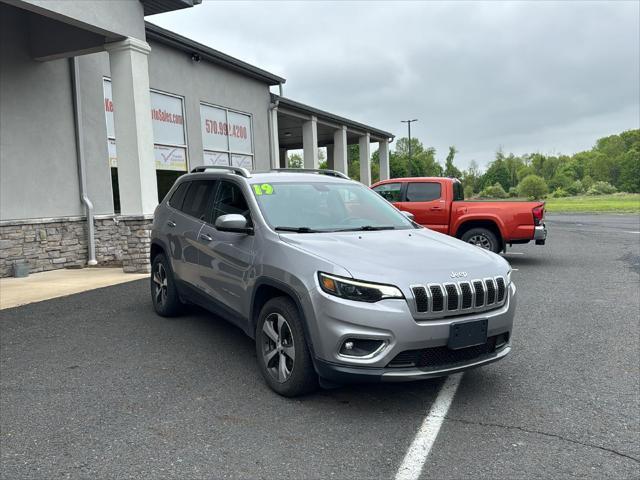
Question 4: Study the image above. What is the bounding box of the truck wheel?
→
[461,228,501,253]
[256,297,318,397]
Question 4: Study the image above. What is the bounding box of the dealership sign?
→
[200,103,253,169]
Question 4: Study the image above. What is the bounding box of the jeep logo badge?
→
[450,271,468,278]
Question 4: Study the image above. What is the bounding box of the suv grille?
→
[387,335,502,369]
[430,285,444,312]
[411,276,507,319]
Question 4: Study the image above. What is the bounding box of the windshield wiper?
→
[336,225,397,232]
[275,226,322,233]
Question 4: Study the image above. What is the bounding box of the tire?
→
[461,227,501,253]
[255,297,318,397]
[150,253,183,317]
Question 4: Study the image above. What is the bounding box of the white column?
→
[269,107,280,169]
[359,133,371,186]
[302,116,319,169]
[379,139,390,181]
[326,145,334,170]
[333,126,348,175]
[105,38,157,215]
[279,148,288,168]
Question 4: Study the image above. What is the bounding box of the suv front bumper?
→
[306,283,516,383]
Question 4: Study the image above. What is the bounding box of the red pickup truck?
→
[371,177,547,253]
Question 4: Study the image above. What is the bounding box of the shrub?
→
[508,187,518,197]
[479,183,507,199]
[565,180,584,196]
[586,181,617,196]
[582,175,594,190]
[551,188,569,198]
[517,175,548,199]
[464,185,475,199]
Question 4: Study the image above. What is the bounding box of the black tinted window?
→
[168,181,189,210]
[453,181,464,201]
[181,180,216,220]
[372,182,402,202]
[212,181,251,225]
[406,182,441,202]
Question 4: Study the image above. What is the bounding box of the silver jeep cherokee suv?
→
[150,166,516,396]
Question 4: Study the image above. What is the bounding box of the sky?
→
[150,1,640,170]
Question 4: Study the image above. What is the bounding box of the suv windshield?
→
[251,181,415,232]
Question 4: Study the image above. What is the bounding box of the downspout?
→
[69,57,97,266]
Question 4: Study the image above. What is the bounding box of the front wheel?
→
[150,253,183,317]
[256,297,318,397]
[461,227,501,253]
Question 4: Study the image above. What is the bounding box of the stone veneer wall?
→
[0,215,153,277]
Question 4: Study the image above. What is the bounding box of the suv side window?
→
[181,180,216,221]
[212,181,251,226]
[168,181,189,210]
[405,182,441,202]
[372,182,402,202]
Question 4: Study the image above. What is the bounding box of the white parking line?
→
[505,252,524,255]
[395,373,463,480]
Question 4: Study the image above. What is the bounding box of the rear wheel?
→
[461,227,501,253]
[256,297,318,397]
[151,253,183,317]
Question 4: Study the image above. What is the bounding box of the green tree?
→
[444,146,462,178]
[481,153,511,191]
[288,152,303,168]
[517,174,548,199]
[618,148,640,192]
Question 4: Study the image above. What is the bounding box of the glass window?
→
[212,181,251,225]
[181,180,216,221]
[200,103,254,170]
[168,181,189,209]
[372,182,403,202]
[453,181,464,201]
[252,181,415,232]
[406,182,441,202]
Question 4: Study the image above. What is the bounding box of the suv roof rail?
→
[190,165,252,178]
[275,168,350,179]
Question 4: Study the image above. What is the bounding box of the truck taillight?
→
[532,205,544,226]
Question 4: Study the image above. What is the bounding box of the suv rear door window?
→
[181,180,216,221]
[405,182,441,202]
[372,182,402,202]
[168,181,189,210]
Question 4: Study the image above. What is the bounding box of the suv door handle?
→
[166,220,176,228]
[199,233,213,242]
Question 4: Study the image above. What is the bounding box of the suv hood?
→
[280,228,509,288]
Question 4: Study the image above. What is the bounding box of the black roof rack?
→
[190,166,251,178]
[275,168,350,179]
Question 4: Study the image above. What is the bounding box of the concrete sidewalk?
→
[0,268,148,310]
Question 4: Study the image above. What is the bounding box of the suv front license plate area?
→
[448,319,488,350]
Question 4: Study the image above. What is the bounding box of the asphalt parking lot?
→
[1,214,639,479]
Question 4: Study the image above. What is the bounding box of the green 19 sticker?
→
[252,183,274,195]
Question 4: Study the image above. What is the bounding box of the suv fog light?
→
[339,339,385,357]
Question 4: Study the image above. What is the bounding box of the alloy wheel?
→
[468,234,492,250]
[261,313,295,383]
[153,262,168,307]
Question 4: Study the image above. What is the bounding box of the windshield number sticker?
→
[253,184,274,196]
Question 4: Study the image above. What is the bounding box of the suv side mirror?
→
[215,214,253,234]
[401,211,415,221]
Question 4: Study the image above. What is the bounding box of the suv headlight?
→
[318,272,404,303]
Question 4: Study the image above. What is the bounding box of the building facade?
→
[0,0,393,278]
